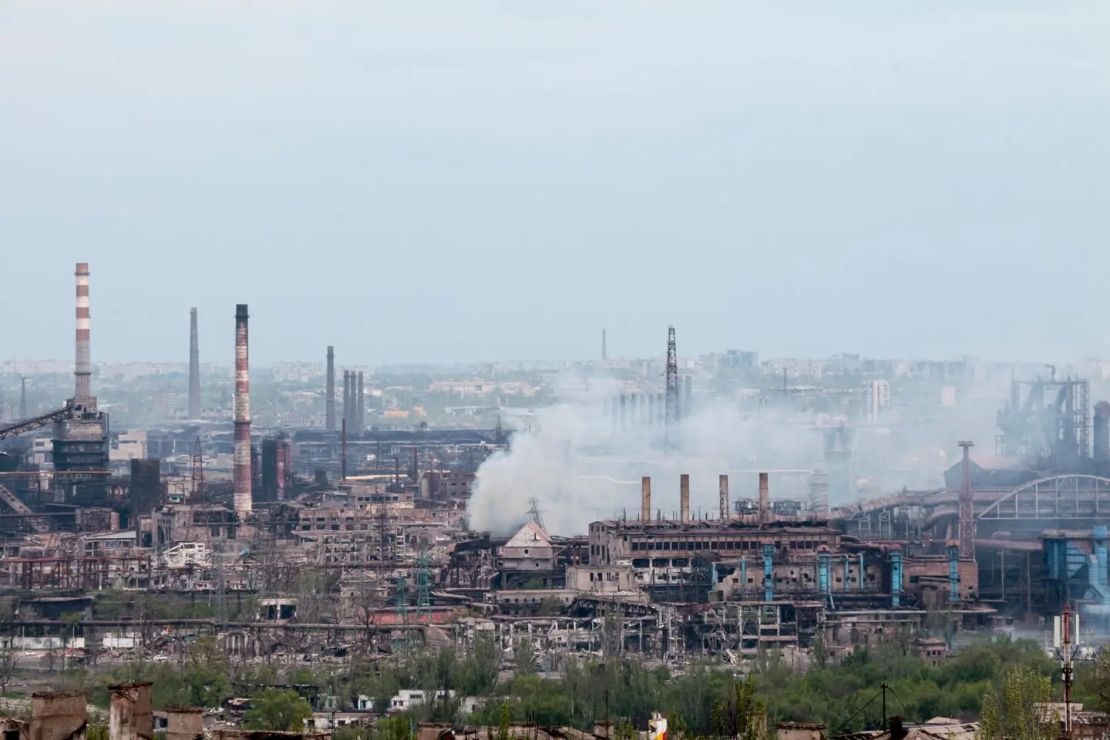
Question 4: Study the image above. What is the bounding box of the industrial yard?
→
[0,263,1108,739]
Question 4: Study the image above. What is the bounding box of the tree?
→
[1096,647,1110,712]
[0,644,19,694]
[979,665,1055,740]
[513,637,536,676]
[710,677,767,740]
[243,689,313,731]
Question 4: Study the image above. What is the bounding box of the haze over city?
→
[3,2,1110,738]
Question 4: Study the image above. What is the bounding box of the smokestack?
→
[357,371,365,433]
[680,474,690,523]
[719,475,729,521]
[341,419,347,480]
[19,377,27,419]
[958,441,975,560]
[758,472,770,524]
[1095,402,1110,463]
[188,308,200,418]
[325,346,336,431]
[601,328,607,362]
[641,476,651,522]
[74,262,94,408]
[233,304,252,515]
[342,371,350,431]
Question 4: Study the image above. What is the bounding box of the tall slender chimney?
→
[19,377,27,419]
[357,371,365,433]
[74,262,94,408]
[601,329,607,362]
[233,304,252,515]
[342,371,350,431]
[325,347,336,431]
[188,308,201,418]
[641,476,651,522]
[758,472,770,524]
[680,474,690,523]
[719,474,729,521]
[958,441,975,560]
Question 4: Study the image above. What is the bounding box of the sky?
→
[1,1,1109,366]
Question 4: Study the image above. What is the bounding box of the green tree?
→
[513,637,536,676]
[710,677,767,740]
[243,688,313,731]
[979,665,1055,740]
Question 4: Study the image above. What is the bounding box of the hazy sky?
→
[2,1,1108,366]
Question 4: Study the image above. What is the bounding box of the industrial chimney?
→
[680,474,690,523]
[233,304,252,515]
[758,472,770,524]
[74,262,94,409]
[1095,402,1110,463]
[719,474,729,521]
[356,371,365,433]
[325,347,336,431]
[641,476,651,522]
[188,308,201,418]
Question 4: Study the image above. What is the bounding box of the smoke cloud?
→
[468,370,1015,537]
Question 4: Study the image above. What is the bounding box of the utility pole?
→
[1055,603,1078,739]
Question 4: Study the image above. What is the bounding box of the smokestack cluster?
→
[233,304,252,515]
[73,262,94,409]
[719,474,729,521]
[758,472,770,524]
[641,476,651,522]
[188,308,200,418]
[325,347,336,431]
[680,473,690,522]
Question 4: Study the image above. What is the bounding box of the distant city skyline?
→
[3,2,1109,364]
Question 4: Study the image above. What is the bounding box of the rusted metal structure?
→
[641,476,651,522]
[233,304,252,515]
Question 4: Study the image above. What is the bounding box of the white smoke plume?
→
[468,371,1011,537]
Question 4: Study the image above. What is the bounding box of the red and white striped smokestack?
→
[74,262,94,409]
[233,304,252,514]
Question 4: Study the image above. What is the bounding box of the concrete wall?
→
[28,691,87,740]
[108,682,152,740]
[165,708,203,740]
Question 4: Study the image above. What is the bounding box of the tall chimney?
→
[680,474,690,523]
[758,472,770,524]
[19,376,27,419]
[325,346,336,431]
[233,304,252,515]
[641,476,651,522]
[357,371,365,433]
[719,474,729,521]
[188,308,201,418]
[342,371,350,431]
[74,262,94,408]
[601,328,607,362]
[958,441,975,560]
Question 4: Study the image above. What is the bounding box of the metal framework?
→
[978,474,1110,520]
